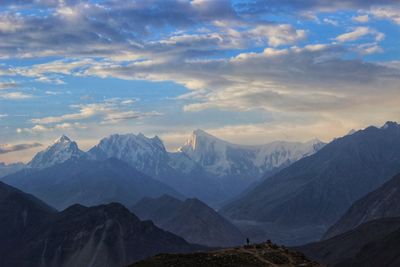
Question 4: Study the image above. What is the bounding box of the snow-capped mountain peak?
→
[182,129,226,153]
[28,135,85,169]
[87,133,170,178]
[179,129,325,178]
[92,133,167,155]
[193,129,216,139]
[54,134,72,144]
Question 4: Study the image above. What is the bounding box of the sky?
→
[0,0,400,163]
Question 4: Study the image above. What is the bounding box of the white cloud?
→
[323,18,339,26]
[335,27,384,42]
[17,122,87,134]
[371,6,400,24]
[0,91,33,99]
[249,24,307,47]
[355,43,383,55]
[0,14,25,33]
[0,81,18,90]
[45,90,62,95]
[35,76,65,84]
[352,14,369,23]
[30,98,162,126]
[0,142,42,154]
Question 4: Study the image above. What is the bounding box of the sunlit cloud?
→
[24,98,162,134]
[335,27,384,42]
[0,142,42,154]
[352,14,369,23]
[371,6,400,24]
[0,91,33,99]
[0,81,18,90]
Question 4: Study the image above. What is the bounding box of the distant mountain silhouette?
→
[297,217,400,267]
[0,181,204,267]
[221,121,400,245]
[0,162,25,178]
[132,195,244,247]
[324,172,400,239]
[2,158,182,210]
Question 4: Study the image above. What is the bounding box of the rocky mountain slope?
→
[324,172,400,239]
[0,181,204,267]
[221,121,400,245]
[296,217,400,267]
[2,158,181,210]
[131,242,321,267]
[132,195,244,247]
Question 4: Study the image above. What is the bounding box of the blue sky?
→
[0,0,400,163]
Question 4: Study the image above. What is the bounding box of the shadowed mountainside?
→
[296,217,400,267]
[132,195,244,247]
[324,172,400,239]
[0,162,25,178]
[221,122,400,245]
[0,181,204,267]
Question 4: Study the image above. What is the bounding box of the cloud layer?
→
[0,143,42,155]
[0,0,399,157]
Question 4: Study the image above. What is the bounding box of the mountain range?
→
[87,130,323,206]
[221,121,400,245]
[180,129,324,179]
[132,195,244,247]
[0,181,203,267]
[6,130,322,208]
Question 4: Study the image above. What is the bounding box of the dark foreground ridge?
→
[129,242,321,267]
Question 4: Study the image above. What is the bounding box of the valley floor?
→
[232,220,328,246]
